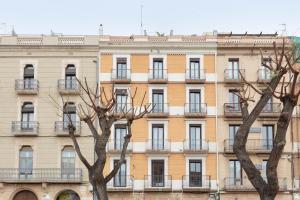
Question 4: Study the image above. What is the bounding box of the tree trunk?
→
[96,183,109,200]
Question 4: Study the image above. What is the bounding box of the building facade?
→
[0,33,299,200]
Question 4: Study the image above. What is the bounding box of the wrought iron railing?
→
[224,69,245,81]
[146,139,170,152]
[57,79,80,92]
[111,69,131,81]
[184,103,207,115]
[12,121,39,133]
[144,175,172,189]
[183,139,209,152]
[182,175,211,189]
[15,79,39,93]
[185,69,206,82]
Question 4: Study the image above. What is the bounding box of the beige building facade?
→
[0,33,298,200]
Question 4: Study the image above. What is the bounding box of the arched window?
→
[21,102,34,130]
[63,102,76,129]
[65,64,76,89]
[23,64,34,89]
[56,190,80,200]
[13,190,37,200]
[19,146,33,178]
[61,146,75,178]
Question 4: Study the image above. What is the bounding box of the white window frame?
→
[149,54,167,71]
[185,120,205,141]
[113,54,131,78]
[185,86,204,104]
[148,85,168,105]
[17,98,38,121]
[185,54,204,72]
[20,60,38,79]
[110,155,131,187]
[61,60,80,79]
[147,156,169,186]
[185,156,206,177]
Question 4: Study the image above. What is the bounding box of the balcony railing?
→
[15,79,39,94]
[107,175,133,191]
[260,103,281,117]
[183,140,209,153]
[147,103,169,117]
[107,140,133,153]
[224,103,242,117]
[146,139,170,153]
[148,69,168,83]
[224,177,287,191]
[144,175,172,190]
[224,139,273,153]
[0,168,82,183]
[185,69,206,83]
[224,177,255,191]
[57,79,80,94]
[184,103,207,117]
[257,69,272,83]
[111,69,131,83]
[12,121,39,135]
[54,121,81,136]
[113,103,131,115]
[224,69,245,82]
[182,175,211,191]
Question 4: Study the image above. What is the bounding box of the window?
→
[189,89,201,113]
[114,124,127,150]
[261,58,271,80]
[189,125,202,150]
[115,89,128,112]
[229,125,240,146]
[229,160,242,185]
[152,124,164,150]
[65,64,76,89]
[19,146,33,177]
[151,160,164,187]
[152,58,164,79]
[116,58,127,79]
[263,98,273,112]
[152,89,164,113]
[21,102,34,130]
[23,64,34,89]
[262,125,274,150]
[189,58,200,79]
[228,89,240,111]
[63,102,76,129]
[113,160,127,187]
[262,160,268,179]
[189,160,202,187]
[61,146,75,178]
[228,59,239,80]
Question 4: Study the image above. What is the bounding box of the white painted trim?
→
[20,60,38,79]
[185,85,205,104]
[61,60,80,79]
[110,155,131,177]
[185,156,206,177]
[185,54,204,71]
[111,121,127,140]
[148,85,168,105]
[185,120,206,141]
[112,54,131,79]
[149,54,167,70]
[147,156,169,176]
[148,120,168,140]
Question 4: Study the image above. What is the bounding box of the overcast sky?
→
[0,0,299,36]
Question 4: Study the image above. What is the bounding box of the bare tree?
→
[51,79,151,200]
[232,40,300,200]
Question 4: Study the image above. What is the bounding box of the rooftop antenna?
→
[99,24,103,35]
[280,23,286,36]
[140,4,143,35]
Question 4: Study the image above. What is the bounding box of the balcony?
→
[147,103,169,118]
[184,103,207,117]
[146,139,170,153]
[185,69,206,83]
[113,103,131,116]
[111,69,131,83]
[183,140,209,154]
[12,121,39,136]
[260,103,281,118]
[224,139,273,154]
[15,79,39,94]
[182,175,211,192]
[224,177,255,191]
[107,175,134,191]
[224,69,245,83]
[54,121,81,136]
[148,69,168,83]
[144,175,172,191]
[257,69,272,83]
[107,140,133,154]
[57,80,80,95]
[224,103,242,117]
[224,177,287,191]
[0,168,82,183]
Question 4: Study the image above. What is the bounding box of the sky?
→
[0,0,300,36]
